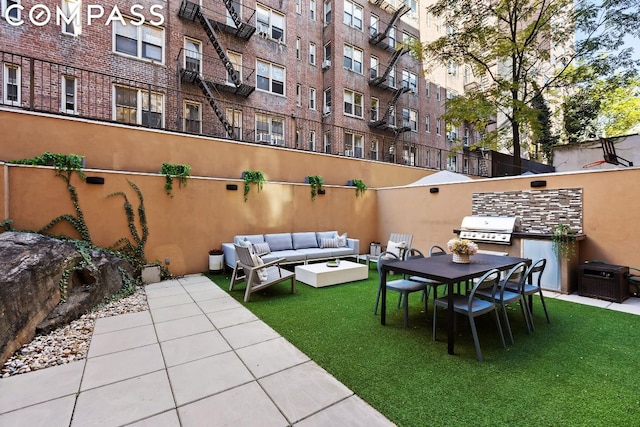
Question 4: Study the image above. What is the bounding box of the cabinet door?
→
[522,240,561,291]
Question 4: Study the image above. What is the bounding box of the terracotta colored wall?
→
[0,110,428,188]
[377,169,640,269]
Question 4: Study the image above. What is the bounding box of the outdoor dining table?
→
[380,253,531,355]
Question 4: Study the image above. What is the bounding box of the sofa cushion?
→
[262,250,306,263]
[316,231,338,247]
[320,237,340,248]
[292,232,319,249]
[234,235,266,245]
[337,232,348,247]
[331,247,354,257]
[264,233,294,251]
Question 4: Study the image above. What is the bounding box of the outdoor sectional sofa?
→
[222,231,360,270]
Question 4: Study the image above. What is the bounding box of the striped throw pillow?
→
[320,237,340,248]
[252,242,271,256]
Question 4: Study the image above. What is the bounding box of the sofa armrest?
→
[347,238,359,255]
[222,243,237,269]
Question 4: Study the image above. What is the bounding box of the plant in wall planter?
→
[306,175,324,201]
[242,170,266,202]
[552,224,576,261]
[351,179,367,198]
[160,163,191,198]
[208,248,224,271]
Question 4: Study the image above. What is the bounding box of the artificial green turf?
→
[205,269,640,426]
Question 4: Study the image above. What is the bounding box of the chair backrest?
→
[234,243,256,267]
[526,258,546,288]
[429,245,446,256]
[404,247,425,260]
[376,251,399,276]
[468,269,501,305]
[499,262,528,295]
[389,233,413,248]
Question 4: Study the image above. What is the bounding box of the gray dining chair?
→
[401,247,448,318]
[476,261,531,344]
[432,268,506,362]
[504,258,550,330]
[374,251,427,328]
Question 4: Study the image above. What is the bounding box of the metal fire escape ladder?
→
[369,4,410,46]
[370,86,410,129]
[195,74,235,138]
[222,0,242,29]
[220,0,256,39]
[195,10,242,88]
[369,47,409,86]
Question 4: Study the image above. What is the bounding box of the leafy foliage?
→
[242,170,266,202]
[10,152,86,180]
[351,179,367,198]
[307,175,323,201]
[552,224,577,261]
[160,163,191,198]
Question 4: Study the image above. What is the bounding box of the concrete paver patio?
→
[1,274,639,426]
[0,275,394,426]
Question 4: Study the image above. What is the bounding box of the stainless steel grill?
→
[459,216,521,245]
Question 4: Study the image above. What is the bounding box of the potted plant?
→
[447,238,479,264]
[552,224,576,261]
[160,163,191,198]
[306,175,324,201]
[208,248,224,271]
[351,178,367,197]
[242,170,266,202]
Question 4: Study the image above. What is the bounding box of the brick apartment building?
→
[0,0,489,174]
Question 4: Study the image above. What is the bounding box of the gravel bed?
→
[1,287,148,379]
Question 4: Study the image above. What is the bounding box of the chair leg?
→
[519,297,532,333]
[432,304,438,341]
[374,284,382,315]
[521,295,534,332]
[397,293,403,309]
[403,292,409,327]
[501,304,515,345]
[468,315,483,362]
[538,291,551,323]
[493,309,506,348]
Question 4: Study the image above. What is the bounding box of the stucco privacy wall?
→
[0,109,428,189]
[376,168,640,270]
[3,164,379,275]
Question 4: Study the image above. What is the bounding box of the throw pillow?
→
[337,232,348,247]
[251,253,269,282]
[252,242,271,256]
[320,237,340,248]
[383,240,406,259]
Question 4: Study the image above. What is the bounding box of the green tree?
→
[421,0,639,172]
[600,77,640,136]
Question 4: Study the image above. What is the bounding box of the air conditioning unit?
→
[258,31,268,39]
[323,106,331,115]
[256,133,271,143]
[271,138,284,146]
[321,60,331,70]
[344,150,354,157]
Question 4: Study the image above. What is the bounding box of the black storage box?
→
[578,263,629,303]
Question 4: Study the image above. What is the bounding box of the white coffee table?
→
[295,260,368,288]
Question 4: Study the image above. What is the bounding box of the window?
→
[62,0,81,36]
[227,108,243,139]
[425,114,430,133]
[296,38,301,60]
[256,60,285,95]
[227,51,242,84]
[403,145,416,166]
[309,88,316,110]
[402,108,417,131]
[1,0,20,20]
[310,0,316,20]
[184,38,202,73]
[310,131,316,151]
[184,102,201,133]
[388,106,396,127]
[343,0,363,30]
[370,139,379,160]
[114,86,164,128]
[61,76,76,113]
[344,132,363,157]
[402,70,417,93]
[447,88,457,100]
[446,123,458,141]
[447,60,458,77]
[447,155,457,172]
[324,42,331,61]
[463,66,471,84]
[324,0,331,24]
[436,85,441,102]
[296,84,301,106]
[323,88,332,114]
[114,20,164,63]
[388,27,396,49]
[255,113,284,145]
[404,0,418,20]
[296,0,301,14]
[343,89,363,118]
[226,0,241,27]
[370,56,378,79]
[436,118,441,135]
[309,43,316,65]
[256,5,285,41]
[371,97,379,121]
[370,14,378,37]
[324,132,331,153]
[464,157,469,174]
[388,66,396,88]
[464,127,470,146]
[3,64,20,105]
[343,44,363,73]
[425,80,430,97]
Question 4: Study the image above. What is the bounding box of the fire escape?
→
[367,2,411,135]
[178,0,255,138]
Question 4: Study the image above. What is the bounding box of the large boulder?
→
[0,232,134,365]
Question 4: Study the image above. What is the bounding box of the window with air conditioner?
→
[255,113,284,145]
[256,5,285,41]
[322,59,331,69]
